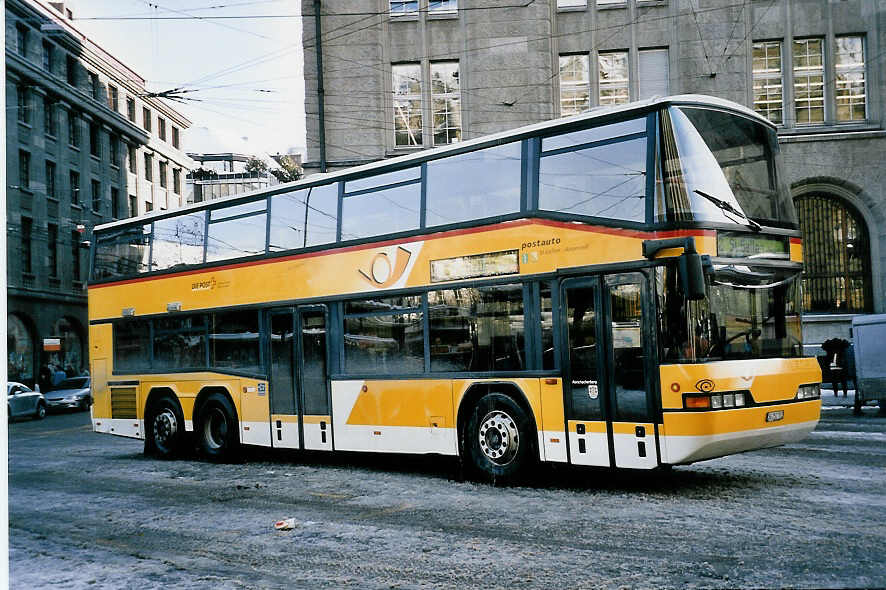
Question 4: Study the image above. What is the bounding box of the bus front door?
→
[561,273,660,469]
[268,306,333,451]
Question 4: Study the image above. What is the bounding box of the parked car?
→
[7,382,46,421]
[43,376,92,412]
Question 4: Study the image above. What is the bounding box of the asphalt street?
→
[8,399,886,589]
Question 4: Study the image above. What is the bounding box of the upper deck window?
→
[342,168,421,240]
[93,224,151,280]
[152,212,206,270]
[659,106,796,228]
[206,200,268,262]
[425,141,522,226]
[539,117,648,222]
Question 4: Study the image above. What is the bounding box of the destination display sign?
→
[717,232,789,259]
[430,250,519,283]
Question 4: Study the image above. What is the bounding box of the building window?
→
[145,201,153,213]
[88,71,100,100]
[111,187,120,219]
[90,122,101,157]
[21,218,33,274]
[597,0,624,7]
[68,111,81,147]
[793,38,824,125]
[159,161,168,188]
[173,168,182,194]
[110,136,119,167]
[158,117,166,141]
[430,61,461,145]
[17,85,29,124]
[638,48,669,100]
[44,96,56,136]
[557,0,586,7]
[429,0,457,12]
[144,153,153,182]
[143,107,152,132]
[559,54,590,116]
[46,161,56,199]
[393,63,423,147]
[126,97,136,122]
[92,180,102,212]
[42,41,53,71]
[71,230,81,282]
[172,126,180,149]
[390,1,418,15]
[66,55,77,86]
[128,144,138,174]
[752,41,784,124]
[16,24,28,57]
[835,35,866,122]
[598,51,629,105]
[48,224,58,278]
[19,150,30,189]
[130,195,138,217]
[795,194,872,313]
[70,171,80,205]
[108,84,119,111]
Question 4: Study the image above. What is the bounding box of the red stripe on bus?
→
[88,219,713,290]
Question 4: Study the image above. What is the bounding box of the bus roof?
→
[94,94,770,234]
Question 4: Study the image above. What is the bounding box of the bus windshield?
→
[659,106,797,229]
[657,264,803,362]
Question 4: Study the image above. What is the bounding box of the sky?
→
[71,0,306,156]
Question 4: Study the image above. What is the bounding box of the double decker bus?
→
[87,95,821,482]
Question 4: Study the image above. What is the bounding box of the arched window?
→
[7,314,35,385]
[794,194,872,313]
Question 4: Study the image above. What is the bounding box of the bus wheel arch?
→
[457,382,538,484]
[194,387,240,462]
[144,388,186,458]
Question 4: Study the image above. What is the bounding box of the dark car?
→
[7,382,46,421]
[43,376,92,412]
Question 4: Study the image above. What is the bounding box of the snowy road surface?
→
[9,405,885,589]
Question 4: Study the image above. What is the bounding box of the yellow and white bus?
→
[87,95,821,482]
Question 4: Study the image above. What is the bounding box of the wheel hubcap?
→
[478,410,519,465]
[204,408,227,450]
[153,409,177,449]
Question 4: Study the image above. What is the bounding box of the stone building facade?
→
[6,0,194,387]
[301,0,886,350]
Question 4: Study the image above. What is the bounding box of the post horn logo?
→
[695,379,715,393]
[359,246,412,288]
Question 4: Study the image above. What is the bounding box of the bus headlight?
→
[796,384,821,400]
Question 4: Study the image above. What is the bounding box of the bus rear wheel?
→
[145,396,185,458]
[196,393,239,462]
[465,393,535,485]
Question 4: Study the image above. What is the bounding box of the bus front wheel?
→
[465,393,535,484]
[196,394,240,462]
[145,396,185,458]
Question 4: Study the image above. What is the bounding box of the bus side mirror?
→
[679,251,707,300]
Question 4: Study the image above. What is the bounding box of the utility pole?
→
[314,0,327,173]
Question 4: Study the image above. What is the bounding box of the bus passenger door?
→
[560,277,610,466]
[297,306,332,451]
[268,309,301,449]
[603,273,659,469]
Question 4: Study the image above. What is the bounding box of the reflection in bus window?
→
[305,183,339,247]
[153,315,207,369]
[425,142,522,226]
[341,181,420,240]
[93,224,151,280]
[540,136,647,222]
[269,190,309,251]
[428,283,525,372]
[206,211,267,262]
[210,310,260,373]
[113,319,151,372]
[540,284,555,370]
[152,213,206,270]
[609,282,648,422]
[564,284,601,421]
[344,312,424,375]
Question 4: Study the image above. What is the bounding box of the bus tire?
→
[145,395,185,459]
[196,393,240,462]
[465,393,535,485]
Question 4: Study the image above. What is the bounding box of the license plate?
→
[766,410,784,423]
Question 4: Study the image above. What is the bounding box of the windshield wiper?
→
[694,189,762,232]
